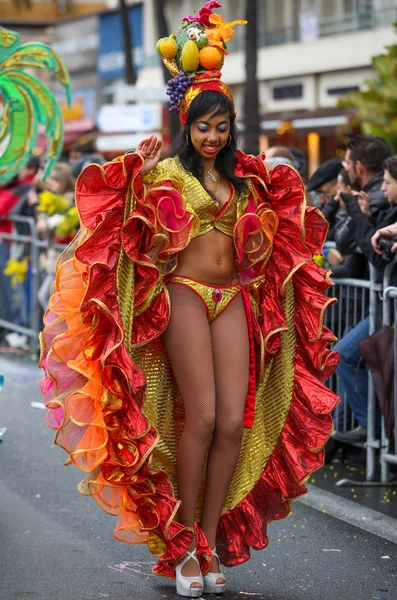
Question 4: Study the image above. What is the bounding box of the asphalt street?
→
[0,355,396,600]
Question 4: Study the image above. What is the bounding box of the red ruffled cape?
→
[40,151,339,578]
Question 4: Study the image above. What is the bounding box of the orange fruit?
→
[199,46,223,70]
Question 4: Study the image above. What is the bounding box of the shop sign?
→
[98,6,144,80]
[97,104,162,133]
[96,132,162,152]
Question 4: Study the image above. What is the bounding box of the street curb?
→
[297,484,397,545]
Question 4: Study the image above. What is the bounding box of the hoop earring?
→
[226,134,232,147]
[185,133,190,146]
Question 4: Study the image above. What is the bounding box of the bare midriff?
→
[174,229,236,285]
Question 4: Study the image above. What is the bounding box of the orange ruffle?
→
[40,152,339,577]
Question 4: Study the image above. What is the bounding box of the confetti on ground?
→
[323,549,341,552]
[30,401,46,410]
[381,556,390,559]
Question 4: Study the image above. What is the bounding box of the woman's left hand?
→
[136,135,163,176]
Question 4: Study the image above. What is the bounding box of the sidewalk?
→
[312,451,397,520]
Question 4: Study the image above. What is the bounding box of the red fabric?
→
[241,288,256,428]
[40,152,339,578]
[0,175,34,234]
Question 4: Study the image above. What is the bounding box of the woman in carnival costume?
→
[40,2,339,597]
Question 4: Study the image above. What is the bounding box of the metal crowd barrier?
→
[324,239,397,485]
[325,262,383,482]
[0,223,396,482]
[381,258,397,483]
[0,216,66,355]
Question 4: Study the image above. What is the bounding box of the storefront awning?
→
[36,118,97,149]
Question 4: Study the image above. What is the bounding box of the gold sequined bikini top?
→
[144,157,239,238]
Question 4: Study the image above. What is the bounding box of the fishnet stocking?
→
[162,284,250,582]
[162,284,216,582]
[203,292,250,577]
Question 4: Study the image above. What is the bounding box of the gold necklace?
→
[206,178,220,205]
[204,168,218,183]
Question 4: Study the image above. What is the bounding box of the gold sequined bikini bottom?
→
[168,275,241,322]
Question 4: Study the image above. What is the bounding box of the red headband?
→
[162,59,235,124]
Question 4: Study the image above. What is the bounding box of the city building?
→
[137,0,397,171]
[2,0,397,170]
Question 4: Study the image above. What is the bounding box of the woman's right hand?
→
[136,135,162,176]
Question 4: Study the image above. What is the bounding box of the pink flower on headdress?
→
[183,1,222,28]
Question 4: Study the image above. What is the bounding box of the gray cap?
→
[307,157,342,192]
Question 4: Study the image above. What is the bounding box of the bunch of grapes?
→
[166,73,192,112]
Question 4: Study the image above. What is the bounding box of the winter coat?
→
[341,194,397,271]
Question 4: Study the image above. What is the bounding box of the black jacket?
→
[341,194,397,269]
[322,198,343,241]
[330,251,368,280]
[336,173,389,257]
[365,172,389,218]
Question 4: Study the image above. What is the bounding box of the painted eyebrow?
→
[197,120,229,126]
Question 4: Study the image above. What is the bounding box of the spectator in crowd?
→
[35,163,76,312]
[289,147,307,178]
[266,146,307,176]
[333,153,397,443]
[372,223,397,255]
[342,135,391,219]
[69,139,105,179]
[0,156,40,235]
[265,145,296,168]
[0,156,40,340]
[306,157,342,210]
[11,164,44,236]
[322,168,352,240]
[327,169,368,280]
[69,139,97,165]
[370,161,397,254]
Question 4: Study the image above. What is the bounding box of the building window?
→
[273,84,303,100]
[327,85,359,95]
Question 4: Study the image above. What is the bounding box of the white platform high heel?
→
[203,547,227,594]
[175,548,204,598]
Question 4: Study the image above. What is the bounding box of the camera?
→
[377,237,397,261]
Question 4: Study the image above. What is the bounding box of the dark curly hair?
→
[175,91,245,195]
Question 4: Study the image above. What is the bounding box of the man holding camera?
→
[371,160,397,255]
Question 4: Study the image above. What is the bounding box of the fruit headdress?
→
[156,1,246,124]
